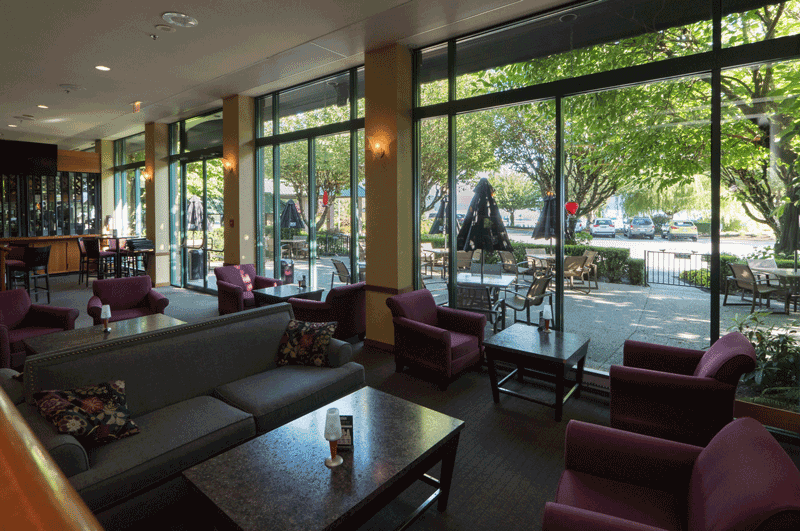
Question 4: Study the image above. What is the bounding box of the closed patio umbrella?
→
[280,200,305,238]
[456,178,514,281]
[186,195,204,231]
[429,196,460,235]
[532,193,571,252]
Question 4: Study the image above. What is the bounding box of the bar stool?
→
[81,238,115,286]
[4,245,26,289]
[7,246,52,303]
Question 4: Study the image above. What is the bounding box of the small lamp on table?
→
[100,304,112,333]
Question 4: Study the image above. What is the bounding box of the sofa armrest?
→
[543,503,667,531]
[436,306,486,342]
[146,290,170,314]
[18,405,90,477]
[623,340,704,375]
[327,338,353,367]
[562,420,701,490]
[0,325,11,369]
[87,295,103,321]
[216,280,245,315]
[254,275,282,289]
[26,304,79,330]
[393,316,450,348]
[288,298,333,323]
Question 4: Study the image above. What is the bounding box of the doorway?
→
[181,157,224,291]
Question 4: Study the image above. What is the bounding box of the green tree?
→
[490,168,539,225]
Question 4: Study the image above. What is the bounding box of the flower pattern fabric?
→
[33,380,140,445]
[277,319,338,367]
[235,265,254,292]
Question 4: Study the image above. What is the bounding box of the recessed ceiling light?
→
[96,65,111,71]
[162,12,198,28]
[560,13,578,22]
[38,104,48,109]
[8,124,17,127]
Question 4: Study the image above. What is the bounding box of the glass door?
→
[182,157,224,291]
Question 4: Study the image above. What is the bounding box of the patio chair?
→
[493,273,553,332]
[420,242,437,276]
[457,285,496,325]
[456,250,473,271]
[422,277,449,306]
[747,257,778,285]
[563,255,588,293]
[581,249,599,290]
[330,259,352,289]
[499,250,526,284]
[724,263,783,313]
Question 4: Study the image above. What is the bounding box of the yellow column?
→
[364,44,413,347]
[222,95,256,266]
[95,139,114,231]
[144,122,170,286]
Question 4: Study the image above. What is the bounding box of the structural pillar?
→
[95,139,114,232]
[145,122,170,286]
[364,43,414,347]
[222,94,256,266]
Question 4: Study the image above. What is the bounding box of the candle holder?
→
[100,304,112,333]
[324,408,343,468]
[542,306,552,332]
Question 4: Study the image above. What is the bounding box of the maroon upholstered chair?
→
[386,289,485,390]
[543,418,800,531]
[610,331,756,446]
[0,288,79,369]
[213,264,282,315]
[289,282,366,341]
[87,275,169,325]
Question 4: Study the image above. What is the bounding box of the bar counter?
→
[0,234,99,275]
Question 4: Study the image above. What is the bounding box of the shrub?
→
[628,258,645,285]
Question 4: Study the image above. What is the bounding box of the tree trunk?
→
[776,199,800,256]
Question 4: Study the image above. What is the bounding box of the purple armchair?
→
[87,275,169,325]
[213,264,282,315]
[0,288,79,369]
[543,418,800,531]
[610,331,756,446]
[289,282,366,341]
[386,289,485,390]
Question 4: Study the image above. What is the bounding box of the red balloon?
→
[565,202,579,216]
[323,190,329,206]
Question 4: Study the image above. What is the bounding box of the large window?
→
[415,0,800,417]
[256,68,365,289]
[113,133,146,236]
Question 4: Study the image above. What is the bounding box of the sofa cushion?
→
[450,330,480,361]
[214,363,364,434]
[34,380,139,445]
[277,320,338,367]
[556,470,683,531]
[69,395,255,511]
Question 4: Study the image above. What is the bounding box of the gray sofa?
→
[13,303,365,512]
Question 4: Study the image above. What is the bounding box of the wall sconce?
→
[223,159,234,172]
[141,170,152,181]
[368,136,388,160]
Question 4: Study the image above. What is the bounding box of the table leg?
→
[487,353,500,403]
[574,355,586,400]
[437,433,460,512]
[554,364,565,422]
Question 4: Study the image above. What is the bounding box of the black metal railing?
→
[646,250,710,288]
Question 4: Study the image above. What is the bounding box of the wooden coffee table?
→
[484,324,589,421]
[23,314,186,356]
[183,387,464,531]
[252,285,324,306]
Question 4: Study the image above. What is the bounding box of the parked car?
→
[589,218,616,238]
[621,218,630,237]
[574,219,586,232]
[664,220,698,241]
[626,216,655,239]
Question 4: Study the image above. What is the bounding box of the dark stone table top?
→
[183,386,464,531]
[484,323,590,364]
[23,314,186,355]
[252,284,325,303]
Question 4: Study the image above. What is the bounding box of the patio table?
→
[749,267,800,313]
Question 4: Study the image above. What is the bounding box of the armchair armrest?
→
[543,503,667,531]
[146,290,169,314]
[622,340,704,374]
[26,304,79,330]
[87,295,103,321]
[254,275,282,289]
[393,316,450,347]
[436,306,486,342]
[288,298,334,323]
[562,420,700,490]
[216,279,245,314]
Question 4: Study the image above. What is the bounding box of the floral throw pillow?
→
[277,320,338,367]
[235,265,254,292]
[33,380,140,445]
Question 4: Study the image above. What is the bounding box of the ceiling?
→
[0,0,570,151]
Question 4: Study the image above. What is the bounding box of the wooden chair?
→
[724,263,783,313]
[563,255,589,293]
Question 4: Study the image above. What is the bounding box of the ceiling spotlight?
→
[559,13,578,22]
[95,65,111,71]
[59,83,83,93]
[162,12,198,28]
[150,34,158,40]
[8,124,17,128]
[38,104,48,109]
